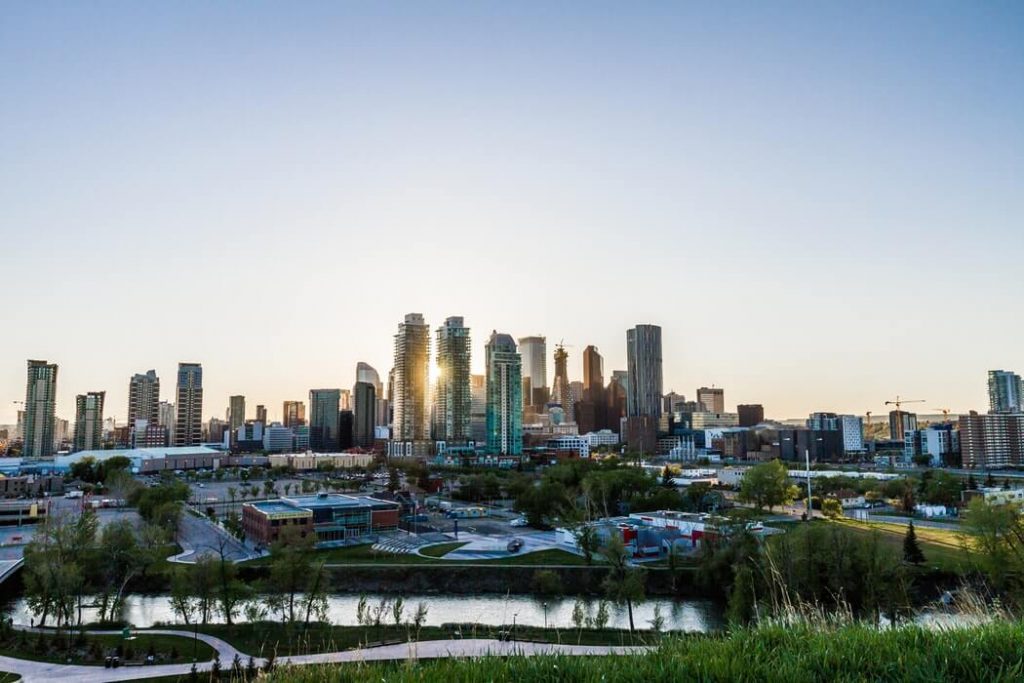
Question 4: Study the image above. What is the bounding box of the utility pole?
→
[805,447,812,520]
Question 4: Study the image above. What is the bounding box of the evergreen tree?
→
[903,521,925,565]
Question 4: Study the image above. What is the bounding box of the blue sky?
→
[1,2,1022,423]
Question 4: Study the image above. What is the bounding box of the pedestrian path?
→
[0,629,651,682]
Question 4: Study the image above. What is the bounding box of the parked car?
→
[510,517,528,527]
[507,538,524,553]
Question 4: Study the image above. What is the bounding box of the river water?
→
[8,594,725,632]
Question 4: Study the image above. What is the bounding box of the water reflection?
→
[8,593,725,632]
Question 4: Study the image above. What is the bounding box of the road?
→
[173,512,257,563]
[0,630,651,682]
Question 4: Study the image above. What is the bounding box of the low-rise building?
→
[242,492,400,547]
[267,451,376,470]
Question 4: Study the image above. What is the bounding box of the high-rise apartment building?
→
[340,389,352,412]
[839,414,865,454]
[353,381,376,447]
[960,411,1024,468]
[255,405,267,424]
[24,360,58,458]
[309,389,341,451]
[73,391,105,452]
[392,313,430,441]
[470,374,487,443]
[518,336,548,407]
[737,404,765,427]
[626,325,663,419]
[697,387,725,414]
[228,395,246,433]
[127,370,160,426]
[282,401,306,428]
[606,373,627,432]
[173,363,203,446]
[433,316,472,442]
[988,370,1023,414]
[889,410,918,441]
[356,362,388,428]
[485,332,523,455]
[158,401,175,434]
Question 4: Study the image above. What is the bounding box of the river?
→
[8,593,725,632]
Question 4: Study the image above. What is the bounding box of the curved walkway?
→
[0,629,652,682]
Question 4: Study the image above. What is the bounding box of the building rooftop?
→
[252,501,308,515]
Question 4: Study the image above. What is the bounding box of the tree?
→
[821,498,843,519]
[94,519,146,622]
[737,460,796,512]
[190,556,219,624]
[963,498,1024,603]
[387,467,401,493]
[169,567,198,625]
[600,535,645,632]
[903,521,925,565]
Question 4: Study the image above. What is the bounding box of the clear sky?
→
[1,1,1022,425]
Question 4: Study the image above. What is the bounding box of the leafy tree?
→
[821,498,843,519]
[600,535,646,632]
[963,498,1024,604]
[169,567,198,625]
[737,460,796,512]
[903,521,925,565]
[94,519,148,622]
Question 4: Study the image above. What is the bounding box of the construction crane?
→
[933,408,952,423]
[865,411,872,426]
[884,396,926,412]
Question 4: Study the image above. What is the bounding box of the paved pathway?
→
[0,630,650,682]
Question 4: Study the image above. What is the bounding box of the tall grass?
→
[263,619,1024,682]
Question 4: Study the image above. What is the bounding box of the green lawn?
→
[185,622,661,659]
[0,631,215,666]
[418,542,468,557]
[832,517,971,572]
[255,620,1024,682]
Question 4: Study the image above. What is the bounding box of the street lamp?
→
[805,438,823,520]
[512,612,518,643]
[542,601,548,630]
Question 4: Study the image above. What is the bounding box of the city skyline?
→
[2,3,1022,423]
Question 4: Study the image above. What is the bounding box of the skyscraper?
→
[889,410,918,441]
[433,316,472,442]
[173,363,203,446]
[282,400,306,428]
[158,400,175,435]
[989,370,1023,414]
[24,360,58,458]
[255,405,267,424]
[737,404,765,427]
[518,336,548,407]
[339,389,352,412]
[626,324,663,418]
[575,345,606,434]
[470,374,487,443]
[309,389,341,451]
[583,346,604,400]
[392,313,430,440]
[357,362,388,428]
[128,370,160,426]
[73,391,105,452]
[228,395,246,433]
[485,332,523,455]
[552,344,572,420]
[353,381,376,448]
[697,387,725,413]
